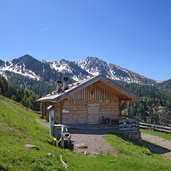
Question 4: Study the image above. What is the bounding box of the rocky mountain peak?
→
[12,54,37,64]
[0,54,157,85]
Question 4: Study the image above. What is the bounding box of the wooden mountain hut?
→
[37,75,139,125]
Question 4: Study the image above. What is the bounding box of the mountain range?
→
[0,54,158,86]
[0,54,171,126]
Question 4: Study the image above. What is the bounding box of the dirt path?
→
[71,133,118,155]
[141,133,171,160]
[37,118,118,155]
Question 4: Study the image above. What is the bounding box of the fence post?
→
[47,105,55,136]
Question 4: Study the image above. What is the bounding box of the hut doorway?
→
[87,104,100,124]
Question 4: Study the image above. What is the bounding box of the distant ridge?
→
[0,54,156,85]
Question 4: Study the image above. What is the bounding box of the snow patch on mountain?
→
[49,59,92,81]
[50,61,72,73]
[77,57,155,84]
[0,61,40,80]
[0,55,157,85]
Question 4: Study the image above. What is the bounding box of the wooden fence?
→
[119,118,141,140]
[140,122,171,133]
[119,118,139,131]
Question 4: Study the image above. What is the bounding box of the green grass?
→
[104,134,171,171]
[0,96,171,171]
[141,129,171,141]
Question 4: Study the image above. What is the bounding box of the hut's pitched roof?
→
[37,75,140,102]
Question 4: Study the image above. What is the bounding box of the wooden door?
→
[87,104,100,124]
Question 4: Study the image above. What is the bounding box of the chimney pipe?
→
[56,80,62,92]
[62,77,68,91]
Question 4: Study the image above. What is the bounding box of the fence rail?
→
[140,122,171,133]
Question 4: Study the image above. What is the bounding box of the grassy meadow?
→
[0,96,171,171]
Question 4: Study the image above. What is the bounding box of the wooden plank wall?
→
[42,83,121,124]
[61,83,120,124]
[54,102,61,123]
[42,102,61,123]
[62,100,88,124]
[42,102,51,121]
[68,83,118,101]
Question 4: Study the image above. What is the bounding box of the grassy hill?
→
[0,96,171,171]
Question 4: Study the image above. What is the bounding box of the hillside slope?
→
[0,96,171,171]
[157,79,171,96]
[0,96,64,171]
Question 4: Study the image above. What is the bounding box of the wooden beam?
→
[121,100,127,111]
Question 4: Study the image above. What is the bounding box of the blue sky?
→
[0,0,170,81]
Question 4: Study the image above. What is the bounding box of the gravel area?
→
[39,119,118,155]
[71,133,118,155]
[69,127,118,155]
